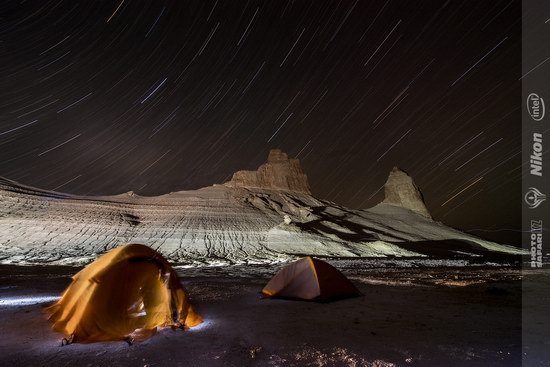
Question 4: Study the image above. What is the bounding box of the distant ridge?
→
[0,151,526,265]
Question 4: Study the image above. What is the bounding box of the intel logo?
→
[527,93,545,121]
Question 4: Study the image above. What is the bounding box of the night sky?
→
[0,1,523,243]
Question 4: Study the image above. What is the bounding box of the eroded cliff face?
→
[223,149,311,194]
[381,166,431,219]
[0,157,526,266]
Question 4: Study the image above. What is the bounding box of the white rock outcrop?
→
[382,166,431,219]
[0,153,525,265]
[223,149,311,194]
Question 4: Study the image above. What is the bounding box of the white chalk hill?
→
[0,149,524,265]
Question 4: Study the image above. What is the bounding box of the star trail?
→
[0,1,528,243]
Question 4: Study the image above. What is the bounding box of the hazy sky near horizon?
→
[0,1,525,242]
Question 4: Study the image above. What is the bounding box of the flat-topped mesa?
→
[382,166,432,219]
[223,149,311,194]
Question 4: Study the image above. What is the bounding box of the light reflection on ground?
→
[185,319,213,332]
[0,295,60,307]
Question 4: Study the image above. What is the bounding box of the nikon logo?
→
[531,132,543,177]
[527,93,545,121]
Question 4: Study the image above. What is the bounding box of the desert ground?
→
[1,259,548,367]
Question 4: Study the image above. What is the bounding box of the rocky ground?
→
[1,261,548,367]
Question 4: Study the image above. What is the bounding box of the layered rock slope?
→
[0,150,524,265]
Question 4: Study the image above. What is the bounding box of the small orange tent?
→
[46,244,202,343]
[262,257,361,301]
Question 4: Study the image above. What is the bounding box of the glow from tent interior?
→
[186,319,213,332]
[0,295,60,307]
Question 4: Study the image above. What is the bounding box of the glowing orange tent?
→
[262,257,361,301]
[46,244,202,344]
